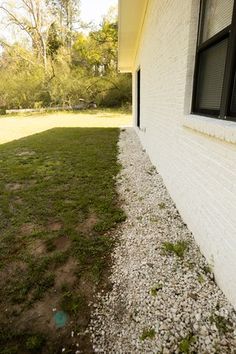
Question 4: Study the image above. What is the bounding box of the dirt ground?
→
[0,110,132,144]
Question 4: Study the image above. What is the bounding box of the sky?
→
[0,0,118,47]
[80,0,117,25]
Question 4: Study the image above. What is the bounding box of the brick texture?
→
[133,0,236,308]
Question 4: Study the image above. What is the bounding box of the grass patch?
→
[140,328,156,341]
[162,240,189,258]
[25,334,45,352]
[0,127,123,353]
[178,333,195,353]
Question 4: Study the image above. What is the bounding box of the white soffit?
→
[118,0,149,73]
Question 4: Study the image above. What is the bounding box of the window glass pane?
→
[196,38,228,111]
[230,73,236,113]
[201,0,234,42]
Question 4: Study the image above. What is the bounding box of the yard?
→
[0,119,127,353]
[0,109,132,144]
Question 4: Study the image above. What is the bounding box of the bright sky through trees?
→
[80,0,117,25]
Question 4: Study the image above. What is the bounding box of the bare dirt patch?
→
[6,182,23,191]
[14,196,23,205]
[0,261,27,286]
[54,257,77,289]
[15,150,36,157]
[20,223,42,236]
[18,292,60,333]
[53,235,71,251]
[48,221,63,232]
[29,239,46,256]
[77,212,98,234]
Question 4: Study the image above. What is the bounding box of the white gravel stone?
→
[89,129,236,353]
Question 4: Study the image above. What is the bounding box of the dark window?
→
[192,0,236,121]
[137,69,141,127]
[230,71,236,113]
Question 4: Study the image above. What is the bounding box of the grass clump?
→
[140,328,156,341]
[150,283,163,296]
[25,334,45,351]
[197,274,205,284]
[162,240,188,258]
[178,333,195,353]
[210,314,233,335]
[60,290,86,316]
[158,202,166,209]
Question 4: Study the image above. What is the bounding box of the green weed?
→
[162,241,189,258]
[178,333,195,353]
[140,328,156,340]
[150,284,163,296]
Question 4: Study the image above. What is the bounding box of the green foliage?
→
[0,4,131,110]
[150,283,163,296]
[158,202,166,209]
[25,334,45,351]
[210,314,233,335]
[47,22,63,58]
[140,328,156,341]
[178,334,195,353]
[162,240,189,258]
[60,290,86,315]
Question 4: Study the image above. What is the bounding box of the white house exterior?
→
[118,0,236,308]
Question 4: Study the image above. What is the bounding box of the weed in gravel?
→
[150,216,160,223]
[146,166,156,175]
[210,314,234,335]
[178,333,195,353]
[158,202,166,209]
[203,264,212,274]
[162,240,188,258]
[150,284,163,296]
[197,274,205,284]
[140,328,156,340]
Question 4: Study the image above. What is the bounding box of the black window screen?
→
[195,38,228,112]
[201,0,234,43]
[192,0,236,121]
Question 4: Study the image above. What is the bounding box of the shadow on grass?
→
[0,127,125,354]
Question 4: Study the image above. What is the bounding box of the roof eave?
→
[118,0,149,73]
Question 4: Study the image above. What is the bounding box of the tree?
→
[0,0,53,70]
[47,22,62,58]
[47,0,80,49]
[0,2,132,110]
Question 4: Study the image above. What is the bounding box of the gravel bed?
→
[90,128,236,353]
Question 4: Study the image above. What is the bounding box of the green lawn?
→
[0,128,125,353]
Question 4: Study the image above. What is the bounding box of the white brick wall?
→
[133,0,236,308]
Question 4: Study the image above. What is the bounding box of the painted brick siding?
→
[133,0,236,308]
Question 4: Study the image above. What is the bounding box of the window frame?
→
[191,0,236,122]
[136,68,141,128]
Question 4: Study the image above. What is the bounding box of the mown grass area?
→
[0,128,125,354]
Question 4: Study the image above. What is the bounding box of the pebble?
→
[89,129,236,353]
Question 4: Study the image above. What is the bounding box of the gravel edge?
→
[90,128,236,354]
